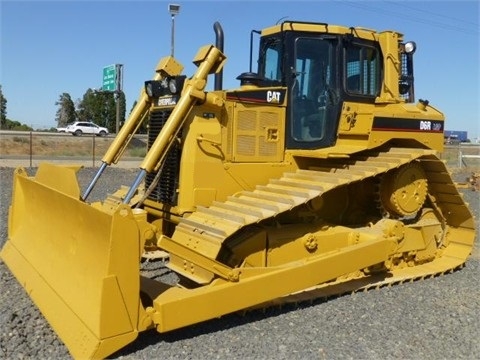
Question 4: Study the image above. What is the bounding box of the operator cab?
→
[255,21,383,150]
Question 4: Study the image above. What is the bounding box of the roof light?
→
[404,41,417,54]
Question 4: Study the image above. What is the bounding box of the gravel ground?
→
[0,166,479,359]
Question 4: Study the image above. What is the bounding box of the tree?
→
[0,85,7,129]
[55,93,76,127]
[0,85,32,130]
[77,89,126,133]
[76,88,98,123]
[117,91,126,132]
[128,99,148,133]
[105,92,117,133]
[130,100,138,114]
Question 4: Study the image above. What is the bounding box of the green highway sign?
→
[102,64,116,91]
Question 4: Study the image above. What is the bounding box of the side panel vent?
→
[233,107,283,162]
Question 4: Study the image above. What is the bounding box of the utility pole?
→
[115,64,123,134]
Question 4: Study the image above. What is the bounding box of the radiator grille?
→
[145,109,180,205]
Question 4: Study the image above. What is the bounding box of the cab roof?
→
[261,21,403,42]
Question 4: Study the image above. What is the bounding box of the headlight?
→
[169,79,177,94]
[404,41,417,54]
[144,80,164,97]
[145,82,153,97]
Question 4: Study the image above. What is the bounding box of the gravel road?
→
[0,166,479,359]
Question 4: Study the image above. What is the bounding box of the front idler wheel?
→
[379,162,428,218]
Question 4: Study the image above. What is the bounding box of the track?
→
[169,147,476,296]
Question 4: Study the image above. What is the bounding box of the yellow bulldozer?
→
[1,21,476,359]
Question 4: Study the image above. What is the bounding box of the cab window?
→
[345,44,380,96]
[261,38,282,82]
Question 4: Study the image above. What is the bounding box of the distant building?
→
[444,130,468,143]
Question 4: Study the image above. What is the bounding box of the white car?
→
[66,122,109,136]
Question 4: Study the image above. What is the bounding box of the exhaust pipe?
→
[213,22,224,91]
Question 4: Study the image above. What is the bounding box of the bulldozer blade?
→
[1,164,144,359]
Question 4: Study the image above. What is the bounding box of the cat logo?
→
[267,91,281,103]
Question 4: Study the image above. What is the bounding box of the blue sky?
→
[1,0,479,139]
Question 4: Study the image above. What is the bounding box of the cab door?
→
[287,36,341,149]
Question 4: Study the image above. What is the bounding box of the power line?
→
[337,0,479,36]
[386,0,478,27]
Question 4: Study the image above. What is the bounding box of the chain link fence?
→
[0,131,147,168]
[1,131,479,170]
[441,143,480,170]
